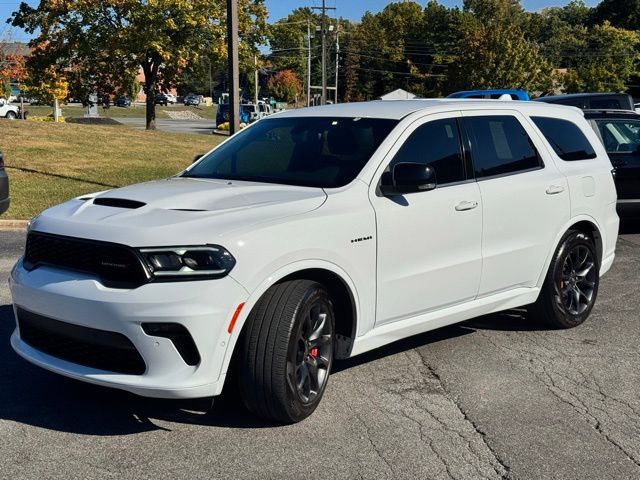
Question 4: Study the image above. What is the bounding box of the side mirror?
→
[193,154,204,164]
[380,163,437,196]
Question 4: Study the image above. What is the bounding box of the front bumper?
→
[9,259,248,398]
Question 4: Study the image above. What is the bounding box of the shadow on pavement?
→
[0,303,548,435]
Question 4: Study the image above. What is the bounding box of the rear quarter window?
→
[531,117,597,161]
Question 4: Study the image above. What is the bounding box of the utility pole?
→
[307,21,312,107]
[227,0,240,134]
[334,29,339,104]
[312,0,335,105]
[254,55,259,105]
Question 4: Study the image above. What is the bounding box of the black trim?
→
[24,231,150,289]
[141,323,201,366]
[93,198,146,209]
[17,307,146,375]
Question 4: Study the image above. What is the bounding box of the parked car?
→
[535,93,634,111]
[243,103,260,122]
[0,98,20,119]
[114,96,132,107]
[165,93,177,104]
[216,103,251,126]
[183,93,201,106]
[0,151,8,215]
[581,110,640,218]
[257,102,273,119]
[9,100,618,423]
[154,93,173,106]
[447,89,531,100]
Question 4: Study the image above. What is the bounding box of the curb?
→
[0,220,28,231]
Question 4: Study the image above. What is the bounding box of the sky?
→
[263,0,600,22]
[0,0,602,42]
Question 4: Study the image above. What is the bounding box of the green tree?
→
[563,22,640,92]
[11,0,267,129]
[592,0,640,31]
[443,18,553,93]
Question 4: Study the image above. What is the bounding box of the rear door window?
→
[388,118,466,185]
[464,115,542,178]
[531,117,597,161]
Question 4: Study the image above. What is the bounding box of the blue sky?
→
[264,0,600,22]
[1,0,601,42]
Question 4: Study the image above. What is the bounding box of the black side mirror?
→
[380,163,437,196]
[193,154,204,164]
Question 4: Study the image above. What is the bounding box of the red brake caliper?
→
[310,347,319,358]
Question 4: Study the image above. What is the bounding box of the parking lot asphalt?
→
[1,224,640,480]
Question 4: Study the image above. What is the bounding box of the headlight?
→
[138,245,236,280]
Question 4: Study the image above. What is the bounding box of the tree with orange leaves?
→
[10,0,267,130]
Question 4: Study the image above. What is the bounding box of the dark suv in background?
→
[535,93,634,111]
[584,110,640,218]
[0,152,9,215]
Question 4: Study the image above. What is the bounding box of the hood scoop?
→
[93,198,146,209]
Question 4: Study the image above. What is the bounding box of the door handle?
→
[455,200,478,211]
[546,185,565,195]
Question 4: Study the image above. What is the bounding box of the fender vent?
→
[93,198,146,209]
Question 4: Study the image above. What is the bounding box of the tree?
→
[592,0,640,31]
[268,69,302,103]
[562,22,640,92]
[11,0,267,129]
[0,42,26,98]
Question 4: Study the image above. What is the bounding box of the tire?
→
[237,280,335,423]
[5,111,16,120]
[530,230,599,328]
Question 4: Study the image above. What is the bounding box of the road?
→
[1,224,640,480]
[113,117,218,135]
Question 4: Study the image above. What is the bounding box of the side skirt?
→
[350,287,540,357]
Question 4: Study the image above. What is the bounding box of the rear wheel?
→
[5,111,16,120]
[237,280,335,423]
[530,230,599,328]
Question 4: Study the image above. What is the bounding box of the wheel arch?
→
[220,260,361,379]
[536,215,604,288]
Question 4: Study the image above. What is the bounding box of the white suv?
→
[9,100,619,423]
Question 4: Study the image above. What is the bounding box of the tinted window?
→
[532,117,597,161]
[590,98,621,110]
[185,117,398,188]
[595,119,640,153]
[465,115,542,178]
[389,118,465,185]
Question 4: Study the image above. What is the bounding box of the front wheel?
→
[530,230,599,328]
[237,280,335,423]
[5,111,16,120]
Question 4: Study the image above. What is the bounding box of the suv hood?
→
[31,177,327,246]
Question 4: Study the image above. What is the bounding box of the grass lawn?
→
[24,104,217,120]
[0,120,223,219]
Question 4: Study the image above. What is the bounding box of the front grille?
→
[24,231,149,288]
[17,307,146,375]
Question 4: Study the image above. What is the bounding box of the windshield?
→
[596,119,640,153]
[184,116,398,188]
